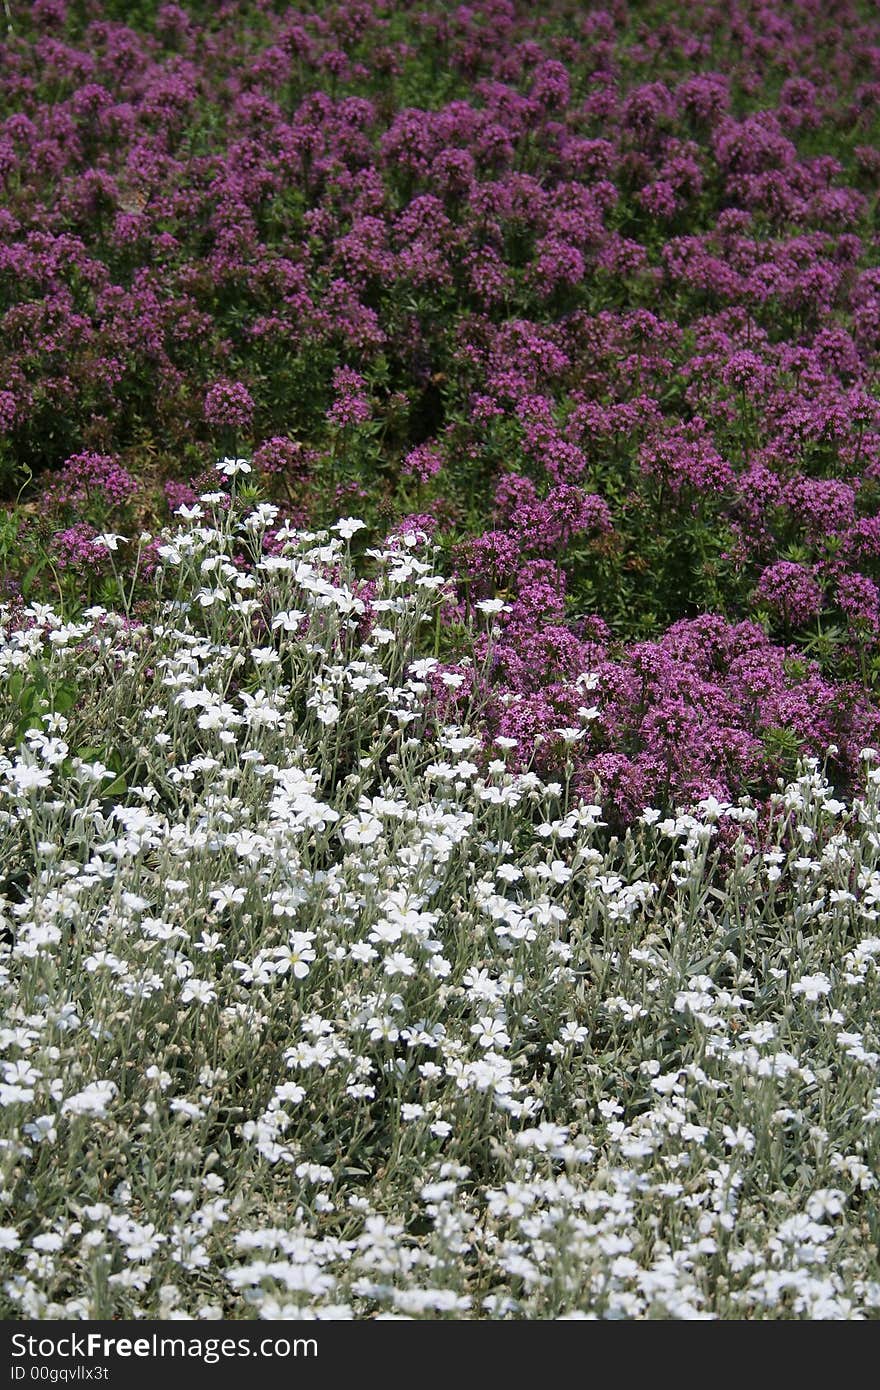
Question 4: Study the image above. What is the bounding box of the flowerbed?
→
[1,497,880,1318]
[2,1,880,814]
[2,0,880,1321]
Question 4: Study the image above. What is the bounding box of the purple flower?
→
[0,391,18,432]
[51,523,110,572]
[40,454,138,512]
[252,436,306,477]
[204,380,255,433]
[326,367,371,428]
[754,562,824,630]
[402,443,443,482]
[836,572,880,634]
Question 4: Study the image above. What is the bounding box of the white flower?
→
[250,646,280,666]
[273,938,316,979]
[471,1016,511,1049]
[32,1232,64,1252]
[4,761,52,793]
[272,609,306,632]
[332,518,367,540]
[792,973,832,1001]
[124,1225,165,1261]
[62,1081,117,1117]
[406,658,438,682]
[180,979,218,1006]
[217,457,252,476]
[273,1083,306,1104]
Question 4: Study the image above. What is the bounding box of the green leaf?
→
[101,775,128,798]
[51,681,78,715]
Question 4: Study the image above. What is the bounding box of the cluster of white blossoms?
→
[1,489,880,1319]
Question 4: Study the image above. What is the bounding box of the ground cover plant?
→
[3,495,880,1319]
[2,0,880,1319]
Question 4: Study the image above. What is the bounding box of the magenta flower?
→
[326,368,371,428]
[204,381,255,433]
[754,562,824,629]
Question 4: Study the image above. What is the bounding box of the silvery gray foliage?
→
[1,499,879,1319]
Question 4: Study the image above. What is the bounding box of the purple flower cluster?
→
[50,521,110,574]
[754,562,824,631]
[436,604,880,821]
[40,452,137,512]
[326,367,371,429]
[204,380,255,434]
